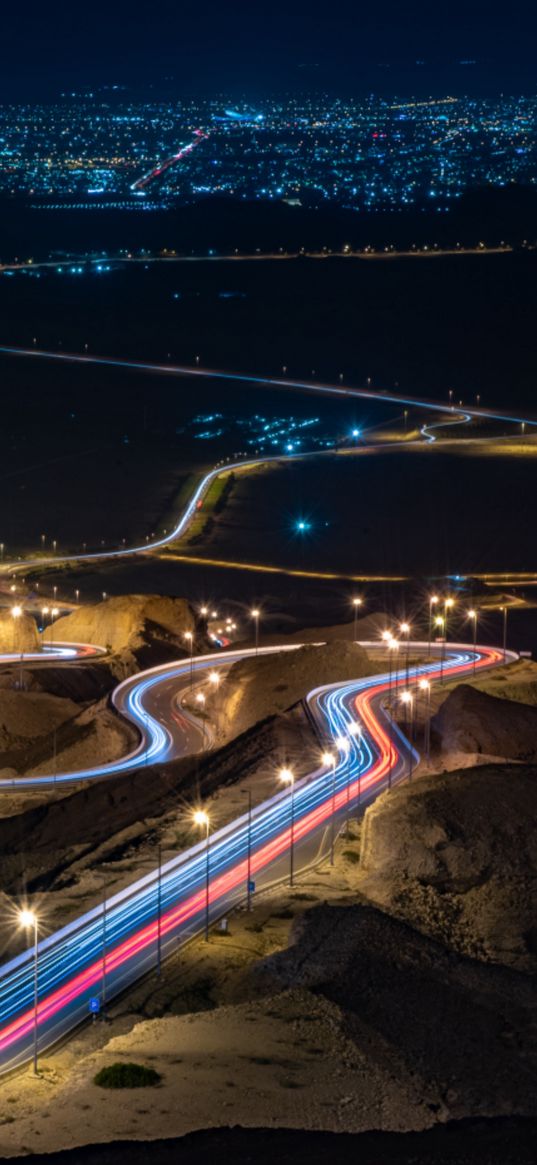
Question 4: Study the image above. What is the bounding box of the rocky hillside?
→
[358,764,537,970]
[49,594,198,659]
[217,641,375,742]
[0,609,39,653]
[432,684,537,761]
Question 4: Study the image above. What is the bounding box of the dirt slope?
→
[358,764,537,969]
[432,683,537,761]
[0,610,39,653]
[217,641,374,742]
[50,594,197,657]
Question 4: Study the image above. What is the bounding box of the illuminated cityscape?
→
[0,0,537,1158]
[1,94,536,210]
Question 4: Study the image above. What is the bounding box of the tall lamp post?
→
[195,691,206,750]
[352,597,362,641]
[18,908,39,1075]
[184,630,194,690]
[435,614,446,682]
[400,690,414,779]
[428,595,439,657]
[399,622,411,688]
[467,608,478,674]
[251,608,260,658]
[50,607,59,645]
[193,809,211,941]
[11,605,23,689]
[440,598,454,685]
[418,678,431,760]
[335,735,352,835]
[322,751,338,866]
[501,605,508,660]
[244,789,253,908]
[279,768,295,885]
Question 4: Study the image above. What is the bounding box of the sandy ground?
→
[0,838,441,1158]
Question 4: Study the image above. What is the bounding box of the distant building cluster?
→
[1,95,536,209]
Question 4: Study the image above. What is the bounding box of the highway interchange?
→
[0,636,516,1072]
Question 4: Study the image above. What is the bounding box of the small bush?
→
[93,1062,161,1089]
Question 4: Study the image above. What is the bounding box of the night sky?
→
[7,0,537,99]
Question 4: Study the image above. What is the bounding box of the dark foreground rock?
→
[431,683,537,761]
[358,764,537,969]
[4,1118,536,1165]
[253,902,537,1122]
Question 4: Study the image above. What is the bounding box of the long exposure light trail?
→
[0,345,534,575]
[0,639,515,1073]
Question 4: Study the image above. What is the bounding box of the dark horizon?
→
[4,0,537,101]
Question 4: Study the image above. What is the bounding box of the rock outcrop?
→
[431,684,537,762]
[357,764,537,969]
[0,610,39,654]
[49,594,197,657]
[218,641,374,741]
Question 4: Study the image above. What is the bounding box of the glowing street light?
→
[11,605,24,689]
[428,594,439,657]
[251,608,260,658]
[18,908,39,1074]
[193,809,211,940]
[279,767,295,884]
[399,621,411,687]
[195,691,206,748]
[351,596,363,641]
[418,678,432,758]
[335,734,352,835]
[184,630,194,689]
[322,751,338,866]
[500,605,508,660]
[400,690,415,778]
[467,608,478,673]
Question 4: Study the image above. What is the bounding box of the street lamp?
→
[500,605,508,659]
[467,608,478,673]
[279,767,295,885]
[399,622,411,687]
[11,605,23,689]
[184,630,194,689]
[251,608,260,657]
[428,594,439,657]
[400,690,415,779]
[50,607,59,645]
[322,751,338,866]
[335,735,352,835]
[351,597,363,641]
[195,691,206,749]
[442,598,454,684]
[18,908,39,1075]
[435,615,445,682]
[193,809,211,940]
[418,678,431,759]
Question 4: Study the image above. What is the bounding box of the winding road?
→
[0,344,536,575]
[0,636,516,1073]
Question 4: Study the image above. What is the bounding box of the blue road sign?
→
[89,997,101,1014]
[248,880,256,893]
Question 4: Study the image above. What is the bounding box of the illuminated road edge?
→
[0,344,536,573]
[0,639,515,1073]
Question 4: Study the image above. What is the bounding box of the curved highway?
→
[0,637,515,1072]
[0,345,535,573]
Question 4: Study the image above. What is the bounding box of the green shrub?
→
[93,1062,161,1089]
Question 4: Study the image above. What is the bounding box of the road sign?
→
[248,880,256,893]
[89,997,100,1015]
